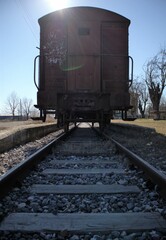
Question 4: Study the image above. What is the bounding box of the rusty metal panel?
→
[67,56,100,92]
[67,21,100,92]
[101,22,129,94]
[40,20,67,92]
[101,22,128,54]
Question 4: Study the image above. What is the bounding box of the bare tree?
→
[144,48,166,119]
[138,82,149,118]
[160,95,166,110]
[130,76,149,118]
[6,92,19,119]
[22,98,33,120]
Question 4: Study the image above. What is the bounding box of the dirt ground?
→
[0,120,44,131]
[0,118,166,136]
[112,119,166,136]
[0,119,55,139]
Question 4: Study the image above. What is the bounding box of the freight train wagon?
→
[34,6,133,130]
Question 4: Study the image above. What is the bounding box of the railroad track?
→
[0,123,166,239]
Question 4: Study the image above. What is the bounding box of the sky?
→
[0,0,166,114]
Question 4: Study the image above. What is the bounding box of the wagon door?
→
[101,22,129,93]
[67,21,100,92]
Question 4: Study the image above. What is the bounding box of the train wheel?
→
[99,111,105,130]
[104,115,110,125]
[57,114,63,128]
[40,110,46,122]
[57,118,60,128]
[99,121,104,130]
[64,122,69,132]
[42,110,46,122]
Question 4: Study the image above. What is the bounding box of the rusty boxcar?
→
[34,6,133,130]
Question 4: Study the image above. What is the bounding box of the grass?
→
[112,119,166,136]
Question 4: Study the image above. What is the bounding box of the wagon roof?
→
[38,6,130,25]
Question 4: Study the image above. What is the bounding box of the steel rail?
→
[112,137,166,182]
[0,127,76,198]
[98,130,166,199]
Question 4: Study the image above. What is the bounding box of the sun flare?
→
[47,0,69,10]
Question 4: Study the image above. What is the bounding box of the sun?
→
[47,0,69,10]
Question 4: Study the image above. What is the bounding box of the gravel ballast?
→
[0,123,166,239]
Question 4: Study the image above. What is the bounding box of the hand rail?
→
[129,56,134,88]
[34,55,40,90]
